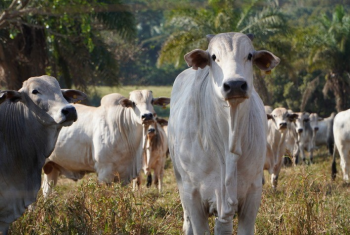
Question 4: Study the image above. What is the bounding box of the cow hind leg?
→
[146,173,152,188]
[339,146,350,181]
[42,162,60,198]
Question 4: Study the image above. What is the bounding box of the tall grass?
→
[9,147,350,234]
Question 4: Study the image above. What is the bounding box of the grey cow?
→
[0,75,86,234]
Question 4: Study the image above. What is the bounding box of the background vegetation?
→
[1,0,350,115]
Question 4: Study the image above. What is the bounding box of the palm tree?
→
[157,0,289,104]
[309,5,350,112]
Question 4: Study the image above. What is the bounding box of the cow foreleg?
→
[180,186,210,235]
[132,175,141,191]
[214,218,233,235]
[237,179,262,235]
[154,165,164,192]
[96,163,115,184]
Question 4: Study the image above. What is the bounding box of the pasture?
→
[9,146,350,234]
[7,86,350,234]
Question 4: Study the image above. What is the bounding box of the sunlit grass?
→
[9,147,350,234]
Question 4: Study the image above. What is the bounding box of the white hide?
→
[168,32,280,234]
[333,110,350,181]
[42,91,170,197]
[265,108,297,188]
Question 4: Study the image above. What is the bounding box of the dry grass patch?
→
[9,147,350,234]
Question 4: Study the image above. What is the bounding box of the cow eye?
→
[32,89,39,94]
[212,54,216,61]
[247,53,252,61]
[132,102,135,107]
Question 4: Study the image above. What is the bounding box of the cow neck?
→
[0,100,59,187]
[191,67,225,163]
[114,105,143,155]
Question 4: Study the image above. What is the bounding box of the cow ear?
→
[184,49,209,70]
[267,114,274,120]
[156,118,168,126]
[253,50,280,73]
[119,98,134,108]
[287,113,298,122]
[0,90,22,104]
[153,97,170,107]
[61,89,87,103]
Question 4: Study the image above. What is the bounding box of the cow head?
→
[309,113,320,137]
[294,112,310,140]
[269,107,298,132]
[119,90,170,125]
[0,75,87,126]
[184,32,280,106]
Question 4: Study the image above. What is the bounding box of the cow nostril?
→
[148,128,155,133]
[142,113,153,120]
[61,106,75,116]
[240,82,248,91]
[62,109,69,115]
[223,83,231,92]
[315,127,319,131]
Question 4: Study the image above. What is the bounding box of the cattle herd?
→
[0,32,348,234]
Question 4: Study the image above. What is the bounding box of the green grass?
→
[87,86,173,118]
[9,146,350,234]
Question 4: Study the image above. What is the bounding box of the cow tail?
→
[332,143,338,181]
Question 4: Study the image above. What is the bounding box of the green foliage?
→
[0,0,137,90]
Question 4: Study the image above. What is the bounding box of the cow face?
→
[309,113,320,137]
[0,75,87,126]
[270,108,298,132]
[184,32,280,106]
[294,112,310,139]
[119,90,170,125]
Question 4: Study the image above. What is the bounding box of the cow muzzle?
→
[60,106,77,125]
[222,80,249,100]
[279,122,287,130]
[142,113,153,124]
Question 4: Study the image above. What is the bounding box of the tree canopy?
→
[1,0,350,115]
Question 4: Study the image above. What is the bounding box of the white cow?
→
[294,112,315,164]
[133,118,168,192]
[315,112,335,155]
[168,32,280,234]
[332,110,350,181]
[265,108,297,188]
[0,75,86,234]
[42,91,170,197]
